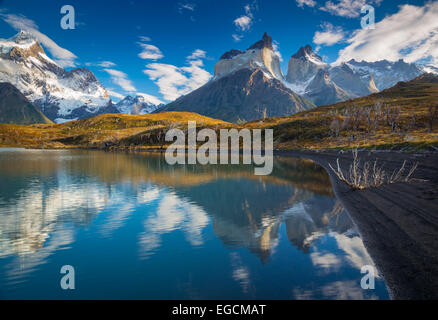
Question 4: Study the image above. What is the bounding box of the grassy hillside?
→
[0,74,437,151]
[0,112,230,149]
[247,73,438,151]
[0,82,52,125]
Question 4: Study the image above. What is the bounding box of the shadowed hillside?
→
[0,83,52,125]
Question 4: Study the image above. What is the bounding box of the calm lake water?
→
[0,148,389,299]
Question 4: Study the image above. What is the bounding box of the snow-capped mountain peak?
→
[422,65,438,74]
[0,31,115,123]
[158,33,315,122]
[291,45,326,66]
[214,33,284,81]
[10,30,38,44]
[285,46,433,106]
[286,45,327,89]
[342,58,426,90]
[116,95,162,115]
[0,30,41,55]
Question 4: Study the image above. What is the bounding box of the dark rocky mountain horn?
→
[157,33,315,122]
[248,32,273,50]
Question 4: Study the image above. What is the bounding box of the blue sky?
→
[0,0,436,103]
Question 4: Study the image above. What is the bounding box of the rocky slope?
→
[328,63,379,98]
[0,31,116,123]
[303,69,352,106]
[0,82,52,124]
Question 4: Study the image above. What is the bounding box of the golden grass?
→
[245,76,438,151]
[1,106,437,151]
[1,76,437,153]
[266,103,438,151]
[0,112,232,149]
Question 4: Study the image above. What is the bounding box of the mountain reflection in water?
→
[0,149,389,299]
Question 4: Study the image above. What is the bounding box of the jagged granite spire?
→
[248,32,273,50]
[220,49,244,60]
[220,33,274,61]
[291,45,322,61]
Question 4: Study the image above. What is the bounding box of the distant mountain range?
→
[116,95,163,115]
[158,33,315,122]
[158,33,436,122]
[1,31,436,124]
[0,31,162,123]
[286,46,431,106]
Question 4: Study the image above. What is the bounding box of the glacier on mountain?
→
[0,31,115,123]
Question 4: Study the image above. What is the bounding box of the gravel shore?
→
[279,150,438,300]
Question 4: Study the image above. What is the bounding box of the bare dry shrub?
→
[385,105,401,132]
[426,103,438,133]
[330,119,340,138]
[328,149,418,190]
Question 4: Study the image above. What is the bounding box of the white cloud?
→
[137,36,163,60]
[138,192,209,259]
[320,0,382,18]
[143,64,188,101]
[106,89,125,100]
[333,233,376,271]
[181,57,212,89]
[233,2,258,40]
[313,22,345,47]
[143,49,212,101]
[310,251,342,270]
[336,2,438,65]
[104,69,137,92]
[1,13,77,67]
[232,34,243,42]
[98,61,116,68]
[85,61,117,68]
[139,36,151,42]
[230,253,251,293]
[296,0,317,8]
[320,280,371,299]
[234,15,252,31]
[178,3,195,13]
[136,92,165,106]
[178,3,196,21]
[187,49,206,60]
[138,43,164,60]
[106,73,164,105]
[244,4,252,15]
[273,40,283,61]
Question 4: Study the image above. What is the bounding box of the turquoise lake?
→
[0,148,389,299]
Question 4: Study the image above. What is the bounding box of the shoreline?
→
[279,150,438,300]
